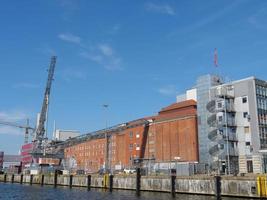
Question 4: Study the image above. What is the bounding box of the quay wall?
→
[0,174,261,198]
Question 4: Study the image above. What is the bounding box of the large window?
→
[242,97,247,103]
[129,131,133,138]
[244,126,250,134]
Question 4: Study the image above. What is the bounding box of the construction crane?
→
[0,119,35,144]
[33,56,57,154]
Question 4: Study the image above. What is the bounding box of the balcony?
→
[215,85,234,98]
[216,99,235,112]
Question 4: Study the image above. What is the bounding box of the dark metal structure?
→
[33,56,57,154]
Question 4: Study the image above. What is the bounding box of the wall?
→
[64,100,198,172]
[0,174,260,198]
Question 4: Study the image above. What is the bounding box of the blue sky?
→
[0,0,267,154]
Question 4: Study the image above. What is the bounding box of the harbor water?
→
[0,182,255,200]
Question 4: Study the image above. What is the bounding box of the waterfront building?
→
[21,143,34,168]
[2,154,21,173]
[64,100,198,173]
[178,75,267,174]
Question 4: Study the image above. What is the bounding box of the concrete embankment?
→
[0,174,263,198]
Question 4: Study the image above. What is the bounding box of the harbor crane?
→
[0,119,35,144]
[32,56,57,157]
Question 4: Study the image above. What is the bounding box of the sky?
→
[0,0,267,154]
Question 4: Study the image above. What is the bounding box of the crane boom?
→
[0,119,35,144]
[34,56,57,149]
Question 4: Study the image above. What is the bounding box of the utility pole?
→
[103,104,109,173]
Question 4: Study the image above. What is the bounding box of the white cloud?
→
[158,85,177,96]
[58,33,81,44]
[81,43,123,71]
[248,7,267,29]
[0,110,28,122]
[13,83,39,89]
[0,110,30,135]
[61,68,87,81]
[0,126,23,135]
[109,24,121,34]
[168,1,243,37]
[145,2,175,15]
[98,44,114,57]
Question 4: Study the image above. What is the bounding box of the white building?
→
[178,75,267,174]
[54,130,80,141]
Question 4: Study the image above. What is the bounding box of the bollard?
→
[171,175,176,197]
[109,174,113,192]
[30,174,33,185]
[136,168,141,196]
[103,174,108,188]
[87,175,91,190]
[20,174,23,184]
[4,174,7,183]
[41,174,44,186]
[215,176,221,200]
[11,174,14,183]
[54,171,58,188]
[69,175,73,188]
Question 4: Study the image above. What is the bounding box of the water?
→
[0,183,253,200]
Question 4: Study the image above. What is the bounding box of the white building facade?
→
[178,75,267,174]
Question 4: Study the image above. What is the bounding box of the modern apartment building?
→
[178,74,267,174]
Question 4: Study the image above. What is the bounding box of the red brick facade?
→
[64,100,198,172]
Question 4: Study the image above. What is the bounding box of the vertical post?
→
[30,174,33,185]
[41,174,44,186]
[69,175,73,188]
[87,175,91,190]
[215,176,221,200]
[224,91,230,175]
[171,175,176,197]
[20,174,23,184]
[54,171,58,188]
[109,174,113,192]
[11,174,14,183]
[4,174,7,183]
[103,104,109,173]
[136,167,141,196]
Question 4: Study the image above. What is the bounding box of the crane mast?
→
[34,56,57,150]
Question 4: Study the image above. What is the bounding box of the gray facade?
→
[196,75,222,168]
[190,75,267,174]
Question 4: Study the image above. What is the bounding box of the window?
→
[129,131,133,138]
[218,102,222,108]
[242,97,247,103]
[218,116,223,122]
[246,142,251,146]
[244,126,250,134]
[243,112,248,118]
[129,143,133,150]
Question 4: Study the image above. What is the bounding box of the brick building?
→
[64,100,198,173]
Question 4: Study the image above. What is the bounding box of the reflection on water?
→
[0,183,253,200]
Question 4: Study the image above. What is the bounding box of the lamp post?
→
[174,156,181,176]
[103,104,109,173]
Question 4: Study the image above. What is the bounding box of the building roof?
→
[3,155,21,162]
[159,100,197,113]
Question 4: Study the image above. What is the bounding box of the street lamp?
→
[103,104,109,173]
[174,156,181,175]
